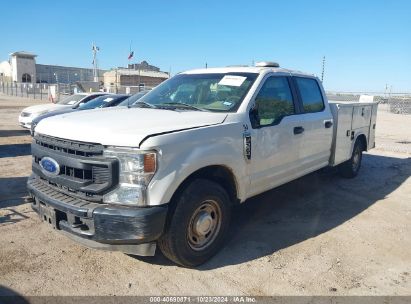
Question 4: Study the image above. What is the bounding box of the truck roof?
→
[182,66,315,78]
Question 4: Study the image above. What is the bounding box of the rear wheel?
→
[339,139,363,178]
[158,179,231,267]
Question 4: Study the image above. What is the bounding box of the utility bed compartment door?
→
[329,103,354,166]
[329,101,378,166]
[368,104,378,149]
[352,105,372,129]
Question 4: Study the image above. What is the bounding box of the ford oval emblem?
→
[39,157,60,176]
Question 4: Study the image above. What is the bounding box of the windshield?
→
[136,73,258,112]
[118,91,149,106]
[57,94,86,105]
[78,95,128,110]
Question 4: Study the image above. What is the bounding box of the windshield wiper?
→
[160,102,207,111]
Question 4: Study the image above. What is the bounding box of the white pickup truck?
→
[28,62,378,267]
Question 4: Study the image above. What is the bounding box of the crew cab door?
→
[247,75,304,197]
[291,77,333,172]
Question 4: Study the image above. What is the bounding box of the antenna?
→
[321,56,326,82]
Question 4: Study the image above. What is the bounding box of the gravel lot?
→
[0,94,410,296]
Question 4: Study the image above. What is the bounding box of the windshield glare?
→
[119,91,149,106]
[57,94,85,105]
[78,95,127,110]
[138,73,258,112]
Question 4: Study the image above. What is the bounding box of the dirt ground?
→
[0,94,410,296]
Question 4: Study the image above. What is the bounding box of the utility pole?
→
[115,68,118,94]
[321,56,326,83]
[92,43,100,82]
[321,56,326,82]
[138,65,141,91]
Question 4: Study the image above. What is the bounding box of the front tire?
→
[158,179,232,267]
[339,139,363,178]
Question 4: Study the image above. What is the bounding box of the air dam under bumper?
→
[27,176,168,256]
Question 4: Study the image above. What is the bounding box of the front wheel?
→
[338,139,363,178]
[158,179,232,267]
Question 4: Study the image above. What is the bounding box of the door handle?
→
[324,121,333,128]
[294,126,304,135]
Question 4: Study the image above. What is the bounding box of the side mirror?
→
[249,107,260,129]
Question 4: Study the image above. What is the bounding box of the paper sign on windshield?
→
[218,75,246,87]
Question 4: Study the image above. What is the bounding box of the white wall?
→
[11,55,36,83]
[0,61,12,81]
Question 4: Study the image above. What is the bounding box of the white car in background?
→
[18,92,107,129]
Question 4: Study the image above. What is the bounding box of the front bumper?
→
[19,116,32,129]
[27,176,168,256]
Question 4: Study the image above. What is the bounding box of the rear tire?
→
[158,179,231,267]
[339,139,363,178]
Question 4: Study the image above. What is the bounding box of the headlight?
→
[102,147,157,206]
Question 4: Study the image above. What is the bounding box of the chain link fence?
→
[0,81,79,102]
[0,81,51,100]
[0,81,154,102]
[1,81,410,115]
[326,91,411,114]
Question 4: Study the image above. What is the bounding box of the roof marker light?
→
[255,61,280,68]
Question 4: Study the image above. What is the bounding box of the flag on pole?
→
[128,51,134,60]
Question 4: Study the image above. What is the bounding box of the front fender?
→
[141,122,249,206]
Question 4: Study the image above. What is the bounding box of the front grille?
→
[92,166,111,184]
[34,157,110,186]
[35,134,103,157]
[32,134,118,201]
[21,112,31,117]
[38,176,102,202]
[28,177,101,217]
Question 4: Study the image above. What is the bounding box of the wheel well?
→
[172,165,239,206]
[356,134,368,151]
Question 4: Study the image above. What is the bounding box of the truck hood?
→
[35,107,228,147]
[32,108,77,124]
[22,103,69,114]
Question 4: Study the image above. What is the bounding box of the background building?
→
[103,65,169,91]
[0,51,105,84]
[0,51,37,83]
[0,51,168,94]
[127,60,160,72]
[36,64,98,84]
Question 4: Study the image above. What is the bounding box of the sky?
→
[1,0,410,92]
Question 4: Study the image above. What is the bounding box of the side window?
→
[254,77,295,127]
[295,77,325,113]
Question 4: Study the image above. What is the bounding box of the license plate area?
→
[38,201,58,228]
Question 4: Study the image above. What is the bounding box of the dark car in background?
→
[117,90,150,107]
[31,94,130,135]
